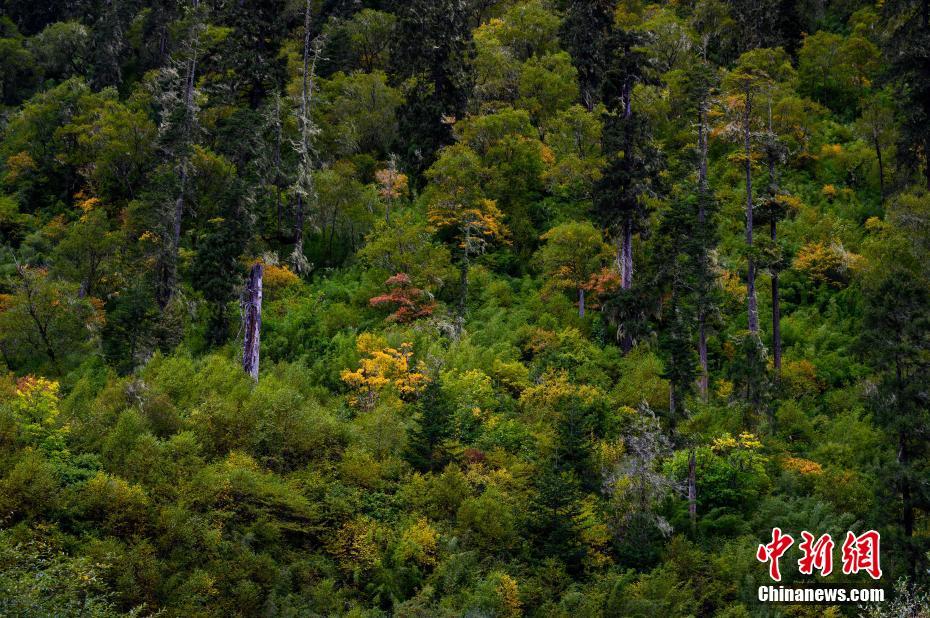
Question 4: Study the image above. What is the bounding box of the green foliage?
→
[0,0,928,613]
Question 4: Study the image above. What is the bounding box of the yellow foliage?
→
[715,379,734,399]
[783,456,824,476]
[596,439,626,472]
[75,193,102,221]
[375,167,408,200]
[793,240,862,287]
[428,198,509,252]
[330,518,382,572]
[3,151,37,184]
[340,334,428,409]
[780,359,823,398]
[261,263,300,292]
[864,216,884,231]
[395,517,439,567]
[138,230,160,244]
[578,494,613,569]
[720,269,745,304]
[11,376,61,442]
[495,573,523,618]
[14,375,59,402]
[519,370,605,419]
[712,431,761,453]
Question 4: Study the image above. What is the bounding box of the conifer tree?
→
[561,0,615,109]
[290,0,324,275]
[153,0,205,308]
[595,26,663,352]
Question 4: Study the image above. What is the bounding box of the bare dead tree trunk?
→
[293,0,312,271]
[242,263,263,381]
[274,94,283,236]
[743,82,759,334]
[578,287,585,317]
[619,217,634,353]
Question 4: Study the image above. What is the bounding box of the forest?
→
[0,0,929,615]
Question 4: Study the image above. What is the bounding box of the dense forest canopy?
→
[0,0,929,615]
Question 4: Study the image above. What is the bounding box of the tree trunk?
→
[578,287,585,317]
[767,97,781,371]
[771,219,781,372]
[688,449,697,531]
[456,256,469,337]
[274,94,283,236]
[620,217,634,353]
[242,263,263,381]
[697,99,709,401]
[621,217,633,290]
[291,0,318,275]
[294,193,304,267]
[698,312,708,401]
[744,83,759,334]
[873,130,885,205]
[160,3,198,308]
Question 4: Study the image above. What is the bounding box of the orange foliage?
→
[783,456,824,476]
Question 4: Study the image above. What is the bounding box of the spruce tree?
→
[595,26,664,353]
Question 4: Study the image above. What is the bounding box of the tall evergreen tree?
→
[392,0,477,177]
[884,0,930,186]
[153,0,205,308]
[595,26,663,352]
[561,0,615,109]
[290,0,324,275]
[861,268,930,577]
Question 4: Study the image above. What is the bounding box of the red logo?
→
[798,532,834,576]
[757,529,881,581]
[757,527,794,581]
[841,530,882,580]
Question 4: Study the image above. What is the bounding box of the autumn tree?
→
[535,221,609,317]
[369,273,437,323]
[424,144,508,334]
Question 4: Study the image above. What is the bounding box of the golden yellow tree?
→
[424,143,508,334]
[340,333,428,410]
